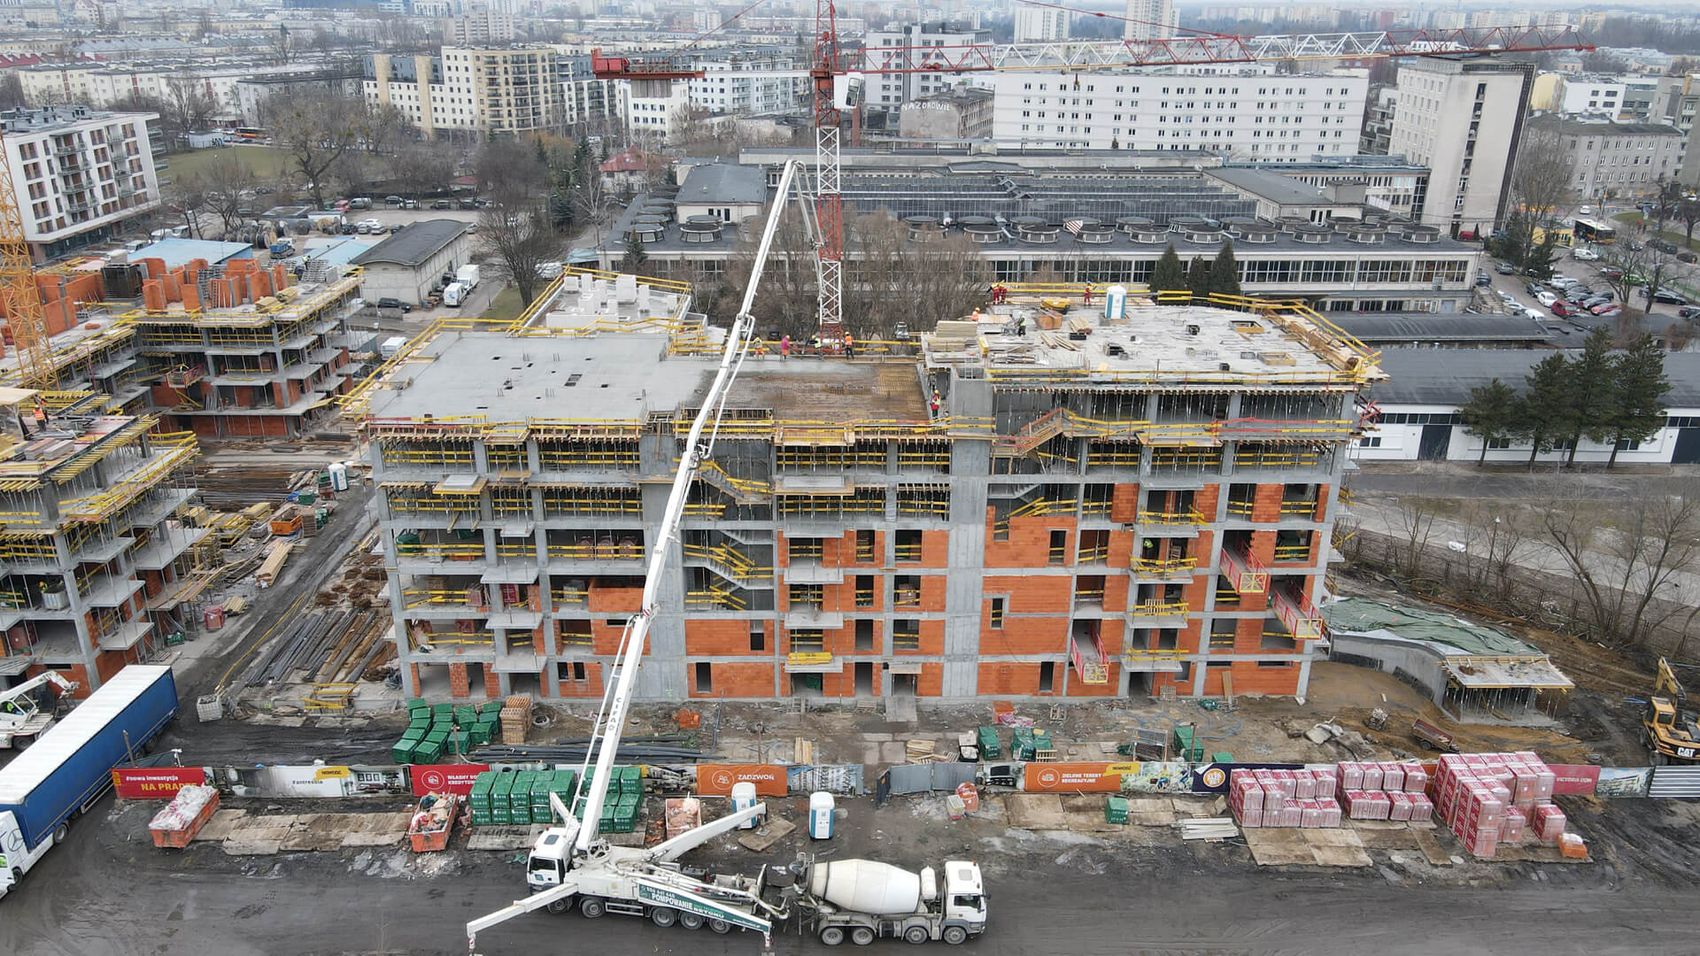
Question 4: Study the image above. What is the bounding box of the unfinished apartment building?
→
[356,269,1378,701]
[0,387,201,697]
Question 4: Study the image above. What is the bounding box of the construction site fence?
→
[1341,527,1700,661]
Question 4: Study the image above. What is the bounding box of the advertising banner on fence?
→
[410,763,491,796]
[697,764,788,797]
[112,766,206,800]
[1595,766,1653,798]
[1549,764,1601,796]
[1188,762,1307,794]
[1023,762,1124,793]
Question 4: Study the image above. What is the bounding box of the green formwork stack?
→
[509,771,536,825]
[976,726,1002,759]
[1012,727,1035,761]
[469,773,498,827]
[1173,726,1204,763]
[530,771,577,823]
[491,772,515,826]
[395,699,486,765]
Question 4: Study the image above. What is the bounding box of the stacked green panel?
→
[977,726,1002,759]
[490,773,514,825]
[470,772,498,826]
[508,771,535,825]
[1105,796,1129,825]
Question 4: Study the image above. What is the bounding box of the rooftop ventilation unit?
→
[959,215,1002,244]
[905,215,944,242]
[680,215,724,244]
[1292,223,1333,245]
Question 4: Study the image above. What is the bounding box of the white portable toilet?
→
[1103,285,1128,321]
[807,792,835,840]
[327,461,350,492]
[731,781,760,829]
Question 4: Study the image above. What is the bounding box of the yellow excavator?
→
[1645,658,1700,765]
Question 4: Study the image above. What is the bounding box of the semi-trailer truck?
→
[0,665,178,899]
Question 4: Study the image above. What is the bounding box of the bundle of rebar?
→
[471,738,708,764]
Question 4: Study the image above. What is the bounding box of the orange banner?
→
[697,763,788,797]
[1023,762,1124,793]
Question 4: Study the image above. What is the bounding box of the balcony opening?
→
[855,574,876,608]
[1038,661,1056,693]
[855,530,876,562]
[893,575,921,608]
[1077,529,1110,563]
[855,619,875,651]
[694,662,712,693]
[893,619,920,651]
[750,624,766,652]
[790,673,824,698]
[895,529,922,563]
[854,661,876,696]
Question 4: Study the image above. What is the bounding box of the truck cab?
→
[941,861,987,938]
[525,821,580,894]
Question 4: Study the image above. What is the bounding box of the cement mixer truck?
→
[792,858,987,946]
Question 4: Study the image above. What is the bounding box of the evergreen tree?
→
[1208,241,1242,296]
[1460,378,1519,466]
[620,231,648,274]
[1524,230,1559,280]
[1518,352,1576,469]
[1605,334,1672,469]
[1150,243,1186,293]
[1185,256,1210,297]
[1564,327,1619,466]
[572,139,592,181]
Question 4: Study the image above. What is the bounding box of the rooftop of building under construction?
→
[923,299,1380,388]
[359,331,928,424]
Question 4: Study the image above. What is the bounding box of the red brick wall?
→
[483,668,502,698]
[588,584,642,613]
[685,619,763,656]
[1227,660,1300,696]
[917,530,949,569]
[980,616,1067,655]
[691,661,772,698]
[1109,483,1140,523]
[918,663,943,697]
[984,575,1071,614]
[984,514,1077,569]
[449,662,470,698]
[976,661,1063,696]
[1195,483,1221,520]
[1065,663,1118,697]
[1250,482,1284,522]
[1312,483,1330,522]
[555,662,604,698]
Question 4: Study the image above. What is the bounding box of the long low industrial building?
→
[351,268,1380,703]
[1356,348,1700,466]
[604,161,1483,315]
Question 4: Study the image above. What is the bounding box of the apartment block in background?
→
[354,269,1378,702]
[365,47,566,140]
[0,388,200,697]
[0,106,161,262]
[1386,60,1532,239]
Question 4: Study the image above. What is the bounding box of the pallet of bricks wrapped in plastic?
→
[1337,760,1434,824]
[1431,751,1583,860]
[1228,767,1343,828]
[500,694,532,745]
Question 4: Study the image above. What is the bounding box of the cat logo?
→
[1200,765,1228,790]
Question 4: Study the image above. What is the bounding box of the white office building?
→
[1386,59,1531,238]
[0,106,160,262]
[1014,6,1070,42]
[1123,0,1178,40]
[365,47,566,140]
[983,67,1368,158]
[865,24,990,108]
[687,54,809,116]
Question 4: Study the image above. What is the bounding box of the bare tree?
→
[1391,496,1439,580]
[263,93,366,208]
[190,152,258,239]
[843,212,992,340]
[1510,124,1576,228]
[1461,501,1537,593]
[721,212,817,338]
[1597,242,1676,324]
[1542,491,1700,648]
[477,138,560,306]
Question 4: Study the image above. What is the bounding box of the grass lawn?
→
[161,145,294,183]
[484,285,524,320]
[1611,210,1700,251]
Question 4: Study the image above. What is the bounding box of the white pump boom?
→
[570,157,808,852]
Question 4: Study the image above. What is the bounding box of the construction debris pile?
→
[148,785,221,849]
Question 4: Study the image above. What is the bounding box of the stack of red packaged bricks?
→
[1336,760,1434,823]
[1228,767,1343,829]
[1431,752,1560,859]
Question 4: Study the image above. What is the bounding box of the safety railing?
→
[1272,591,1324,641]
[1076,545,1110,564]
[551,586,588,606]
[681,542,770,583]
[1136,509,1206,526]
[685,586,747,611]
[549,540,646,562]
[1273,543,1313,563]
[1221,548,1270,594]
[59,434,198,523]
[1132,556,1197,575]
[401,588,485,610]
[1127,600,1190,618]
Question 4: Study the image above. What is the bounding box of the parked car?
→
[403,199,419,209]
[430,198,453,209]
[1534,290,1558,307]
[1680,251,1698,263]
[1650,238,1678,254]
[338,222,356,235]
[1625,272,1648,286]
[1494,261,1517,274]
[357,218,383,233]
[376,297,413,312]
[1525,281,1544,296]
[348,197,373,210]
[1475,272,1492,287]
[1590,301,1622,316]
[1581,294,1613,309]
[1498,290,1519,305]
[1577,204,1594,215]
[1571,247,1599,261]
[1568,285,1595,299]
[1651,288,1689,305]
[1521,307,1545,321]
[1678,305,1700,319]
[384,195,404,207]
[1551,300,1582,317]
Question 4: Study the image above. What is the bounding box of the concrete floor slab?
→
[879,742,906,763]
[194,809,249,842]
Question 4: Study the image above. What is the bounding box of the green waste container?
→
[1105,796,1129,825]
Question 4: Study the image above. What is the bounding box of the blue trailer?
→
[0,665,178,898]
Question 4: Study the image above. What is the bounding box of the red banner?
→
[410,763,490,796]
[112,766,206,800]
[697,763,787,797]
[1548,764,1600,796]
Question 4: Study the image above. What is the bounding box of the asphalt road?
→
[1,800,1691,956]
